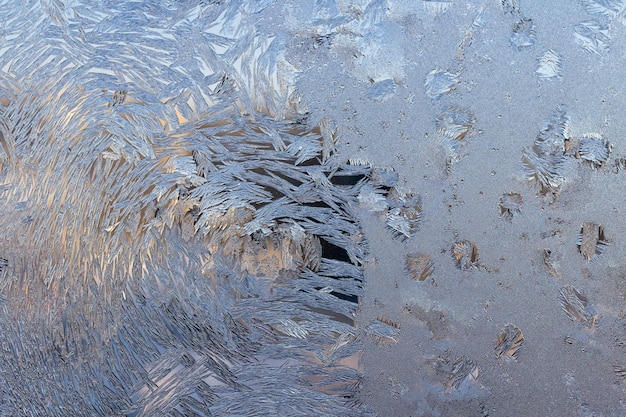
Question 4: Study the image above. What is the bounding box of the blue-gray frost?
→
[0,1,378,415]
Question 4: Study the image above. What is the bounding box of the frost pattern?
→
[536,50,562,79]
[510,17,537,49]
[424,69,460,99]
[574,20,611,56]
[580,0,626,24]
[0,1,373,415]
[521,109,574,193]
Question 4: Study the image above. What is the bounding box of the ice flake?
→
[365,317,401,345]
[423,1,453,16]
[424,69,460,99]
[500,0,520,14]
[575,134,611,168]
[559,285,593,323]
[367,79,396,102]
[436,107,475,141]
[536,50,562,79]
[521,109,574,194]
[385,187,422,240]
[499,192,523,220]
[406,253,434,281]
[580,0,626,24]
[574,20,611,56]
[494,324,524,362]
[452,240,480,270]
[446,356,479,393]
[510,17,536,49]
[577,222,608,261]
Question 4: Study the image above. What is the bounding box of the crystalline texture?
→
[0,1,375,415]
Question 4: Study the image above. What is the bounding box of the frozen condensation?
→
[0,1,385,415]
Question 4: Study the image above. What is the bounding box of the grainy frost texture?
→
[5,1,626,416]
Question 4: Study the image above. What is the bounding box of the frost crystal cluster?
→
[0,1,376,415]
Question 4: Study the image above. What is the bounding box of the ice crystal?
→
[575,134,611,168]
[577,222,609,261]
[522,109,574,193]
[446,356,479,393]
[436,108,475,141]
[574,20,611,56]
[367,79,397,102]
[580,0,626,24]
[406,253,434,281]
[424,69,460,99]
[364,317,401,345]
[494,324,524,362]
[536,50,562,79]
[499,192,523,220]
[423,1,453,16]
[452,240,480,270]
[500,0,520,14]
[559,285,594,323]
[510,18,537,50]
[385,187,422,240]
